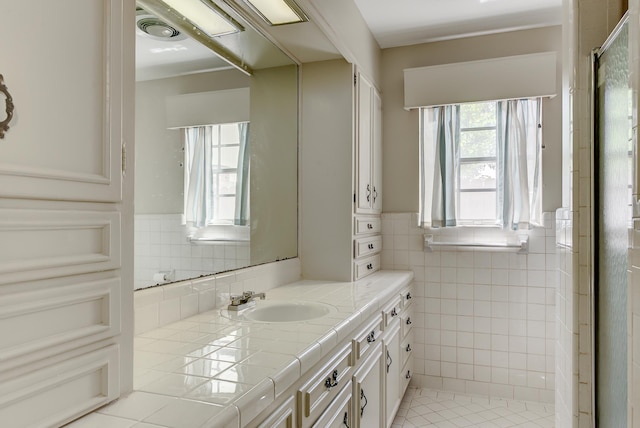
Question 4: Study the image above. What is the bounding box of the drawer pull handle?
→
[390,308,398,317]
[406,344,412,352]
[406,370,412,379]
[368,243,374,250]
[366,184,371,202]
[386,349,392,373]
[360,388,368,416]
[325,369,339,389]
[373,186,378,203]
[406,317,412,325]
[406,292,412,300]
[366,330,376,343]
[367,223,373,229]
[343,411,349,428]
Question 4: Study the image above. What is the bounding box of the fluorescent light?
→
[162,0,241,36]
[243,0,307,25]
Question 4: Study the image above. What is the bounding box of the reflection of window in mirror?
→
[183,122,250,242]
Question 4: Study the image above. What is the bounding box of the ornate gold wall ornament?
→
[0,74,14,139]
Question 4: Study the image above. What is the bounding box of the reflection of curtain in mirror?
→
[183,126,213,228]
[234,122,250,226]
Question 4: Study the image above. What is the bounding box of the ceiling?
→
[352,0,563,49]
[135,0,564,80]
[135,2,340,81]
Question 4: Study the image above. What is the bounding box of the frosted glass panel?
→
[595,19,630,426]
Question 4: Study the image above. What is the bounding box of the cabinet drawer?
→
[400,287,414,308]
[401,357,414,395]
[354,216,381,235]
[401,309,413,339]
[401,334,413,368]
[352,314,383,362]
[298,344,352,425]
[257,396,295,428]
[354,235,382,259]
[382,295,402,328]
[354,254,380,281]
[311,380,352,428]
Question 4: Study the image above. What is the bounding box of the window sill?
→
[186,224,249,243]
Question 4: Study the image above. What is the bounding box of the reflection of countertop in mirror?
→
[67,271,413,427]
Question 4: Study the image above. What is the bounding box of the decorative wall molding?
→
[0,209,121,285]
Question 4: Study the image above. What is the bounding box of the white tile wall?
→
[135,214,250,290]
[381,212,556,404]
[555,208,576,428]
[134,258,301,335]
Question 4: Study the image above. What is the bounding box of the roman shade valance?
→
[166,87,250,129]
[403,52,557,109]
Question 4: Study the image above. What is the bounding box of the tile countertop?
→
[67,270,413,428]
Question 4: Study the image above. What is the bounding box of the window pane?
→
[217,196,236,220]
[218,173,237,195]
[460,162,496,189]
[459,192,496,220]
[460,102,496,128]
[220,124,240,145]
[212,148,219,166]
[220,146,239,169]
[460,130,496,158]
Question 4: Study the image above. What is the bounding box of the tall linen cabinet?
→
[300,58,382,282]
[0,1,135,426]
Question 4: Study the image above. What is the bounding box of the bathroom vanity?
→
[126,271,414,428]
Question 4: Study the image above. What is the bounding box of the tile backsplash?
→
[134,258,301,335]
[381,212,556,403]
[135,214,250,290]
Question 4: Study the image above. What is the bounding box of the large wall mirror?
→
[134,0,301,289]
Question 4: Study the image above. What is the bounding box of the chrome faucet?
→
[228,291,266,311]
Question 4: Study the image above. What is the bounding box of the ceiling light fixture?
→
[162,0,243,36]
[241,0,308,25]
[136,0,252,75]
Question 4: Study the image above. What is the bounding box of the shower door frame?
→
[591,11,630,427]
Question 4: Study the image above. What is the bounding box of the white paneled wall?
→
[134,214,250,290]
[381,212,556,403]
[134,258,301,335]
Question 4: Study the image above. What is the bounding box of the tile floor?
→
[392,388,554,428]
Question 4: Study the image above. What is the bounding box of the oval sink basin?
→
[222,300,336,323]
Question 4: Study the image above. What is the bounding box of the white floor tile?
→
[393,388,554,428]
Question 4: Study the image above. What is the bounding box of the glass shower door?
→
[594,15,631,427]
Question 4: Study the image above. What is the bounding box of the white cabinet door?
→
[0,1,133,427]
[384,321,402,427]
[0,1,126,203]
[353,342,383,428]
[355,73,382,214]
[356,73,373,213]
[372,88,383,212]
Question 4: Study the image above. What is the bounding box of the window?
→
[183,122,249,231]
[208,124,241,222]
[420,98,542,229]
[458,102,497,221]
